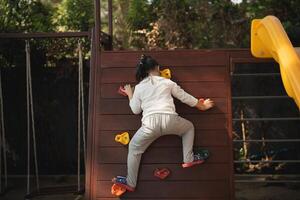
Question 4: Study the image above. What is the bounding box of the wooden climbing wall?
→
[86,50,234,200]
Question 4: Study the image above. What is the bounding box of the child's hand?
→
[195,98,214,111]
[123,84,133,99]
[202,98,214,110]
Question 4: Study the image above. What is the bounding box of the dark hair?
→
[136,54,159,82]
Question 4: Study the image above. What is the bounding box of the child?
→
[113,54,214,192]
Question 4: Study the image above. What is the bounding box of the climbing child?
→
[112,54,214,192]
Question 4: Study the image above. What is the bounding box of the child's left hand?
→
[123,84,133,99]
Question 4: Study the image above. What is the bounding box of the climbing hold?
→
[160,68,171,79]
[154,168,170,180]
[194,148,210,160]
[111,183,126,196]
[118,86,127,96]
[115,132,130,145]
[199,98,205,104]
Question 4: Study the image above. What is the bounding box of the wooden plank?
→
[96,114,227,131]
[96,181,229,198]
[0,31,90,38]
[85,29,98,200]
[100,82,228,99]
[225,50,235,199]
[101,66,226,83]
[97,198,227,200]
[97,147,229,164]
[229,50,253,59]
[96,163,229,181]
[100,51,227,68]
[96,130,228,147]
[98,98,227,114]
[229,49,273,62]
[226,51,235,200]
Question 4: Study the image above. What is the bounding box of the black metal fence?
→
[231,60,300,184]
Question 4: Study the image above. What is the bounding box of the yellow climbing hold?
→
[160,68,171,79]
[115,132,130,145]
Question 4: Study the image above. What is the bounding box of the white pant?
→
[126,113,195,187]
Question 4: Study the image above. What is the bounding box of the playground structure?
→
[85,13,299,199]
[87,49,236,199]
[251,15,300,109]
[0,1,299,200]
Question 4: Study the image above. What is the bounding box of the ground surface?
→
[1,177,300,200]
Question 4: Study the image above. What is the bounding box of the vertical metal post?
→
[77,41,82,193]
[108,0,113,50]
[0,114,2,194]
[25,40,31,198]
[0,70,7,189]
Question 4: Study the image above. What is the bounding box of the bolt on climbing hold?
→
[118,85,127,96]
[111,183,126,196]
[160,68,171,79]
[154,168,171,180]
[115,132,130,145]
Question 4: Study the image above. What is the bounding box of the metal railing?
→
[231,61,300,184]
[232,95,290,99]
[233,117,300,121]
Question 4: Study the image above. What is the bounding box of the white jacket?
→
[129,75,198,121]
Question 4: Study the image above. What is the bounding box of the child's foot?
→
[182,151,208,168]
[112,176,135,192]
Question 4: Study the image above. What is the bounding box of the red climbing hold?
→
[118,86,127,96]
[154,168,170,180]
[199,98,205,103]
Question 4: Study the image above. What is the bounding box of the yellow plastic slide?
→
[251,15,300,109]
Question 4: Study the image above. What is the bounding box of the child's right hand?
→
[195,98,214,111]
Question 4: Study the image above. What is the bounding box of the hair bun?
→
[135,54,159,82]
[140,54,146,60]
[139,54,146,66]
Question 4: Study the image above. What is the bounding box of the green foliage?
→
[0,0,55,32]
[54,0,94,31]
[0,0,55,69]
[123,0,300,49]
[245,0,300,45]
[1,0,300,49]
[127,0,154,30]
[108,0,132,49]
[124,0,251,48]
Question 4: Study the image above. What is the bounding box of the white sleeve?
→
[170,81,198,107]
[129,87,142,114]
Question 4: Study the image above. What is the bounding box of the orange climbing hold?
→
[111,183,126,196]
[154,168,171,180]
[115,132,130,145]
[160,68,171,79]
